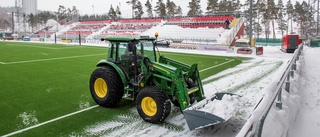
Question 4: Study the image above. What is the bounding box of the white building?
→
[22,0,37,15]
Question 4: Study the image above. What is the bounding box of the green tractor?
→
[89,37,227,130]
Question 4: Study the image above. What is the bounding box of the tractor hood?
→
[149,61,181,77]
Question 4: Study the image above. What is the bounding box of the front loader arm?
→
[159,56,205,103]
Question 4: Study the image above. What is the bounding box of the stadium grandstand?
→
[5,13,244,47]
[55,20,113,42]
[94,18,163,40]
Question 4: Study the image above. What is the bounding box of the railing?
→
[223,17,244,46]
[232,17,244,44]
[237,44,304,137]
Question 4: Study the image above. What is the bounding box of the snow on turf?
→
[85,121,123,136]
[79,101,90,109]
[17,111,39,128]
[202,59,281,94]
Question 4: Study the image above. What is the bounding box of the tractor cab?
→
[100,37,158,90]
[104,38,156,63]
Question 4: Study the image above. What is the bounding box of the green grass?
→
[0,41,249,136]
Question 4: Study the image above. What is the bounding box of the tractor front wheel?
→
[89,67,124,107]
[136,86,171,123]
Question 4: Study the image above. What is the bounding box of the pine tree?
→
[38,11,56,25]
[56,5,68,21]
[259,0,272,39]
[218,0,229,12]
[254,0,265,38]
[225,0,236,12]
[234,0,241,11]
[267,0,277,38]
[243,0,256,36]
[27,13,38,33]
[154,0,166,17]
[187,0,202,16]
[126,0,137,18]
[293,1,310,35]
[145,0,153,17]
[175,6,183,16]
[160,2,167,17]
[116,5,122,19]
[108,5,117,20]
[286,0,294,33]
[206,0,218,15]
[166,0,177,17]
[135,1,144,18]
[276,0,286,36]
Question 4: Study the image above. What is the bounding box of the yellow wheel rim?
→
[141,97,157,116]
[94,78,108,98]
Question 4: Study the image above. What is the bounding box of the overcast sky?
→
[1,0,304,17]
[1,0,189,17]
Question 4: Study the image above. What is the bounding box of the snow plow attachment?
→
[183,93,240,130]
[184,110,226,130]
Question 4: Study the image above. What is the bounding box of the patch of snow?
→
[85,121,123,136]
[17,111,39,128]
[195,94,245,120]
[79,101,90,109]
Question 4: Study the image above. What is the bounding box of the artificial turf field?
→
[0,41,248,136]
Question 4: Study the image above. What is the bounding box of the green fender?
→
[96,60,128,86]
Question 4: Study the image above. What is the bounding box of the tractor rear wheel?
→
[89,66,124,107]
[136,86,171,123]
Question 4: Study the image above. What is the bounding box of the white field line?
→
[3,53,105,65]
[0,62,5,64]
[199,59,235,73]
[7,44,84,50]
[2,105,99,137]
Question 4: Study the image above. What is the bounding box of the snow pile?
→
[261,74,303,137]
[197,94,245,120]
[287,47,320,137]
[238,46,305,137]
[260,49,304,137]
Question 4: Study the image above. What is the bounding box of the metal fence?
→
[237,44,304,137]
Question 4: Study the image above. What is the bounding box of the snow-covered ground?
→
[79,45,320,137]
[287,47,320,137]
